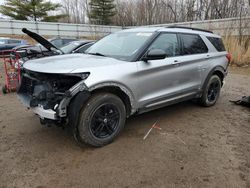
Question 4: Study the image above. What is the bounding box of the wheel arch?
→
[213,70,224,84]
[88,83,137,116]
[202,66,226,91]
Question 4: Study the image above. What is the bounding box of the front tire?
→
[199,75,222,107]
[77,93,126,147]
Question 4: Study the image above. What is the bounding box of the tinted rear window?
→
[207,37,226,52]
[181,34,208,55]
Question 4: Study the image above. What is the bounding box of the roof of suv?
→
[120,27,220,38]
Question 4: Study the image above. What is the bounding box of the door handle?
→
[172,60,181,65]
[206,54,210,59]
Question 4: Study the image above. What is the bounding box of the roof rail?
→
[167,26,213,33]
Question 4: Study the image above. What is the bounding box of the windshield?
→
[86,32,153,61]
[61,42,81,54]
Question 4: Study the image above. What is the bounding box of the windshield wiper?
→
[88,52,106,57]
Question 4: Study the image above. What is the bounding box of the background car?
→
[11,40,95,66]
[0,38,28,54]
[48,37,78,48]
[9,29,95,66]
[36,37,77,51]
[10,44,58,68]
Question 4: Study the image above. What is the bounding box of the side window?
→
[207,37,226,52]
[148,33,180,57]
[181,34,208,55]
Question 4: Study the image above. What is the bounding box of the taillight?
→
[226,53,232,63]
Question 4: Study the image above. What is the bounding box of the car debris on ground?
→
[230,96,250,107]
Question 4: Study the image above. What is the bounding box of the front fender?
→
[88,82,137,115]
[68,91,91,142]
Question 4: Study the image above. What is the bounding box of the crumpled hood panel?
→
[23,54,125,73]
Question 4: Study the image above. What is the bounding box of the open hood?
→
[22,28,64,54]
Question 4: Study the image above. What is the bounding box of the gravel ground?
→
[0,64,250,188]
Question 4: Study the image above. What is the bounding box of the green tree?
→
[89,0,116,25]
[0,0,65,22]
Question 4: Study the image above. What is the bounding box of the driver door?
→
[136,32,201,109]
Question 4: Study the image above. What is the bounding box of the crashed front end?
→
[17,69,89,123]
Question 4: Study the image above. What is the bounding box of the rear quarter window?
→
[180,34,208,55]
[207,37,226,52]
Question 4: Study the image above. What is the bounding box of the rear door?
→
[179,33,210,88]
[136,32,203,109]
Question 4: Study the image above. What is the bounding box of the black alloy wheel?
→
[90,103,120,139]
[199,75,222,107]
[207,79,220,103]
[76,93,126,147]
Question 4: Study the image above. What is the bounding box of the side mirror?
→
[142,49,166,61]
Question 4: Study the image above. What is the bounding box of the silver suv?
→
[18,26,231,147]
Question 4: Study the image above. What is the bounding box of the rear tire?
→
[76,93,126,147]
[199,75,221,107]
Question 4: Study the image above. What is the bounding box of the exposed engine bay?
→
[17,69,87,122]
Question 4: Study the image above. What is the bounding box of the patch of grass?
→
[229,66,250,76]
[223,35,250,67]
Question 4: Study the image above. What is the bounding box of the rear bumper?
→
[32,106,57,120]
[222,69,228,86]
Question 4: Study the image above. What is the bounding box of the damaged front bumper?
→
[17,70,90,121]
[18,92,58,120]
[33,106,57,120]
